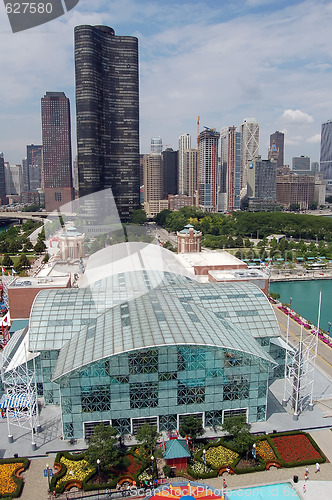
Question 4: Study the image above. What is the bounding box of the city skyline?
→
[1,0,332,165]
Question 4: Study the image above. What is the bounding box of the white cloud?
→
[281,109,314,125]
[307,134,321,143]
[1,0,332,165]
[285,136,304,146]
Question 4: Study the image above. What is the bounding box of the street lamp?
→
[46,463,51,491]
[97,458,101,484]
[151,455,158,480]
[289,297,293,308]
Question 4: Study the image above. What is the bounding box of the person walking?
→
[315,463,320,473]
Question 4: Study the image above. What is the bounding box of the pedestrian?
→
[226,465,231,475]
[222,478,227,489]
[305,466,309,475]
[303,484,306,494]
[315,463,320,473]
[304,472,308,481]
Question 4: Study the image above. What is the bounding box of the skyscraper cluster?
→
[1,24,331,217]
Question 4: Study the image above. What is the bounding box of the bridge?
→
[0,211,69,223]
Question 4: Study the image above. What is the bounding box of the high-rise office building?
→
[292,155,310,171]
[151,137,163,154]
[41,92,73,212]
[178,133,191,195]
[4,163,23,196]
[0,153,6,204]
[220,126,241,212]
[25,144,42,192]
[269,131,284,169]
[162,148,178,196]
[143,153,168,217]
[276,173,315,210]
[247,157,277,210]
[320,120,332,187]
[240,119,259,196]
[198,128,220,211]
[74,25,140,221]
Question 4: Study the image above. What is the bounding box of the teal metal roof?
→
[164,440,191,460]
[52,288,276,381]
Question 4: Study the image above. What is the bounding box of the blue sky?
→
[1,0,332,165]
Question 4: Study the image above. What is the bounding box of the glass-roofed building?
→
[1,243,283,440]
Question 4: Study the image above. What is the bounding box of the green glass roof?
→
[52,288,276,381]
[29,271,191,351]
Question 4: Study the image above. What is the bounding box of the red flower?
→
[271,434,321,463]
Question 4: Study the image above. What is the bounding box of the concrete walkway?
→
[21,457,53,500]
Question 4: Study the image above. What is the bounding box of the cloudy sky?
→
[1,0,332,165]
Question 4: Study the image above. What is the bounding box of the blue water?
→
[226,482,300,499]
[269,280,332,333]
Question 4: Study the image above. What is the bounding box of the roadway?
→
[273,304,332,379]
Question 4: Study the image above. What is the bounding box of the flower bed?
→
[205,445,239,468]
[125,454,141,476]
[255,440,276,461]
[189,461,214,475]
[57,456,94,487]
[268,432,326,466]
[0,458,29,498]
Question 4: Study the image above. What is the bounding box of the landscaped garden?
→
[0,422,328,496]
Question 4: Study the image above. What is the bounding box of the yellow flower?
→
[0,463,24,495]
[57,457,94,486]
[205,446,238,468]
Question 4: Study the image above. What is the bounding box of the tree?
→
[179,415,204,441]
[85,424,122,470]
[14,254,31,273]
[136,423,160,460]
[22,241,34,252]
[34,240,46,253]
[154,209,172,227]
[43,253,50,263]
[221,415,254,458]
[131,209,148,225]
[2,254,13,268]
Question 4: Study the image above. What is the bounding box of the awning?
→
[270,337,295,353]
[0,393,32,409]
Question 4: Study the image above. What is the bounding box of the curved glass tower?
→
[74,25,140,221]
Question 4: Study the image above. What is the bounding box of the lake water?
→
[269,279,332,333]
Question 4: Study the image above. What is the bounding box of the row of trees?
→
[154,207,332,242]
[86,414,253,474]
[0,220,47,274]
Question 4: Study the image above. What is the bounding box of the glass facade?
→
[320,120,332,184]
[74,25,140,221]
[2,264,283,441]
[57,344,272,439]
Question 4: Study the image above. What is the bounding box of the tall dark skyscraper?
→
[269,131,284,169]
[74,25,140,221]
[320,120,332,188]
[41,92,74,212]
[162,148,178,196]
